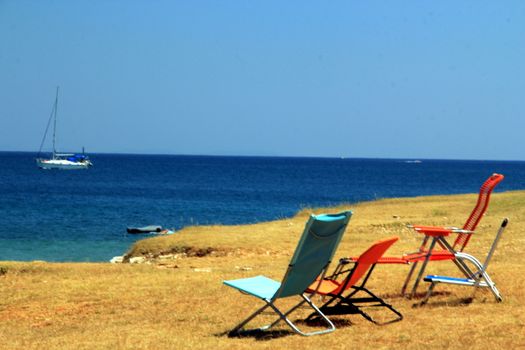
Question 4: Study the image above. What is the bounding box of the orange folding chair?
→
[401,173,504,297]
[305,236,403,325]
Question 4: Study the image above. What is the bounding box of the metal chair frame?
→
[309,262,403,325]
[224,211,352,337]
[420,218,508,304]
[401,174,504,298]
[227,271,336,337]
[306,237,403,325]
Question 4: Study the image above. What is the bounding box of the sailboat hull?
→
[37,87,93,170]
[36,158,92,170]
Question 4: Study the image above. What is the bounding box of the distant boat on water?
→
[36,87,93,170]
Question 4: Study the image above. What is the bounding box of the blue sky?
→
[1,1,524,160]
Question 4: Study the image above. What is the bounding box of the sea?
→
[1,152,524,262]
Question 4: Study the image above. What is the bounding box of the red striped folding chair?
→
[421,218,508,304]
[401,173,504,297]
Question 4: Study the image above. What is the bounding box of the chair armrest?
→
[407,225,473,237]
[339,256,408,264]
[375,256,409,264]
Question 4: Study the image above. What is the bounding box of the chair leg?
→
[311,287,403,325]
[488,283,503,302]
[305,294,340,322]
[354,287,403,324]
[228,295,336,337]
[228,302,273,336]
[402,235,431,295]
[276,294,336,336]
[401,261,419,296]
[409,238,437,298]
[419,281,436,305]
[265,297,308,330]
[420,272,502,306]
[456,253,504,302]
[476,271,503,302]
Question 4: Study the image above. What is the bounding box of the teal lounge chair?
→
[223,211,352,336]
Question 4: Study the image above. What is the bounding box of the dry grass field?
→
[1,191,524,349]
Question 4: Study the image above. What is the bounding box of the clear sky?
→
[1,1,524,160]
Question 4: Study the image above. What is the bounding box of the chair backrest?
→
[275,211,352,299]
[340,236,399,292]
[453,173,504,251]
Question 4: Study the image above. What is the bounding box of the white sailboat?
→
[36,87,93,170]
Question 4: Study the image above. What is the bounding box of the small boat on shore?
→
[126,226,175,235]
[36,86,93,170]
[126,225,163,234]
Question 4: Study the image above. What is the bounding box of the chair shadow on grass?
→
[411,290,478,308]
[407,290,452,300]
[216,328,295,341]
[297,317,354,328]
[216,318,354,341]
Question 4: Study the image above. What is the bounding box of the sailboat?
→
[36,87,93,170]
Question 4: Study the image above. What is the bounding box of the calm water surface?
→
[1,152,523,262]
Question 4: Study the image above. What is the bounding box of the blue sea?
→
[1,152,524,262]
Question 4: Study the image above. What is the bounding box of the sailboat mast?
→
[52,86,59,158]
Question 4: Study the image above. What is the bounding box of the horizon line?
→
[1,150,524,163]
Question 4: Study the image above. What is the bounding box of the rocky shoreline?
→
[110,246,222,264]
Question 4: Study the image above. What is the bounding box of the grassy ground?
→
[1,191,524,349]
